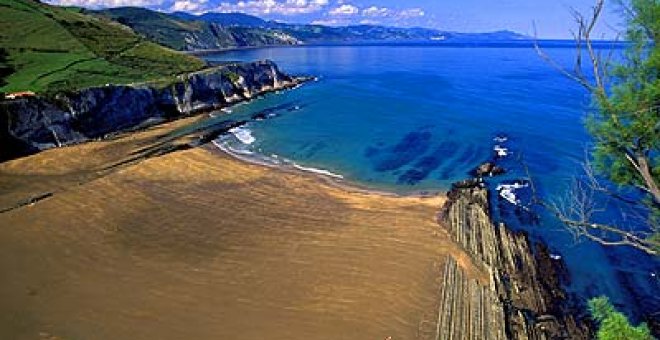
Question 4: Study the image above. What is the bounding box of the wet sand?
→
[0,118,486,340]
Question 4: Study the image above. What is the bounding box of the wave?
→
[229,126,256,145]
[212,139,344,180]
[211,139,254,156]
[496,181,529,205]
[493,145,508,157]
[291,163,344,179]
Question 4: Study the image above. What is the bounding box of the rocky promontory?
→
[436,179,592,339]
[0,60,308,161]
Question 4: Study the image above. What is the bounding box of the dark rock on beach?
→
[0,60,309,162]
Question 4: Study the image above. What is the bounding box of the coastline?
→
[0,106,593,339]
[0,60,311,162]
[208,140,445,199]
[187,43,305,56]
[0,116,483,340]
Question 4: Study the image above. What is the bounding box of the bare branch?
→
[531,0,659,254]
[533,22,595,91]
[519,152,658,256]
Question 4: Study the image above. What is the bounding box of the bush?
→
[589,297,653,340]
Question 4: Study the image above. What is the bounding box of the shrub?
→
[589,296,653,340]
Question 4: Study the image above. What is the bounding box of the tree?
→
[535,0,660,255]
[589,296,653,339]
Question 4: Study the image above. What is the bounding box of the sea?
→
[201,41,659,324]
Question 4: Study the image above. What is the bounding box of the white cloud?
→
[44,0,164,7]
[358,6,426,21]
[328,4,358,16]
[171,0,207,12]
[399,8,425,18]
[361,6,390,17]
[214,0,327,15]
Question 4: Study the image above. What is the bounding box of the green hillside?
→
[0,0,206,94]
[91,7,300,51]
[92,7,207,51]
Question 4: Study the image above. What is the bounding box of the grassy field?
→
[0,0,206,94]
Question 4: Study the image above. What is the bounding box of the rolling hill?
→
[0,0,206,94]
[172,11,269,27]
[90,7,300,51]
[89,7,529,52]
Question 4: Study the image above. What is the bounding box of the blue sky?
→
[46,0,622,38]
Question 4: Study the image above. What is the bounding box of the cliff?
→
[436,179,592,339]
[0,60,308,161]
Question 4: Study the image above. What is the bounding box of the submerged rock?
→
[0,60,309,162]
[472,161,506,177]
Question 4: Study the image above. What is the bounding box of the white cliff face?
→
[0,60,308,161]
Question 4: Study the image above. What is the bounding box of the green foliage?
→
[89,7,298,51]
[90,7,205,51]
[0,48,13,88]
[587,0,659,196]
[588,297,653,340]
[224,71,241,83]
[0,0,205,94]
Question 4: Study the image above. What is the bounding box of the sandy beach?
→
[0,117,486,340]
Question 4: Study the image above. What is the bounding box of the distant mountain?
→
[443,30,530,41]
[90,7,529,51]
[270,23,446,43]
[173,11,268,27]
[91,7,300,51]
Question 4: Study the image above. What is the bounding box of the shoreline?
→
[0,104,593,339]
[0,119,472,339]
[207,140,446,200]
[188,43,305,56]
[0,60,312,162]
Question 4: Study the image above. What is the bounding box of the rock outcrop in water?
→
[436,179,592,339]
[0,60,308,161]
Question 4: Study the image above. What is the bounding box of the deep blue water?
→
[203,42,659,324]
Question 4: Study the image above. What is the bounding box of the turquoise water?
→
[204,43,659,325]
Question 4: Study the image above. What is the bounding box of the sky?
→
[44,0,623,39]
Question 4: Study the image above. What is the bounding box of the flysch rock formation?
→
[436,179,592,340]
[0,60,309,161]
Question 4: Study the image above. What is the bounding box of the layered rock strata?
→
[436,179,592,339]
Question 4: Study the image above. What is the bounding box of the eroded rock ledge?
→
[436,179,592,340]
[0,60,309,161]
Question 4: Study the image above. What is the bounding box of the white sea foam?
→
[229,126,256,145]
[496,182,529,205]
[212,139,252,155]
[212,130,343,179]
[292,163,344,179]
[493,136,508,143]
[494,145,508,157]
